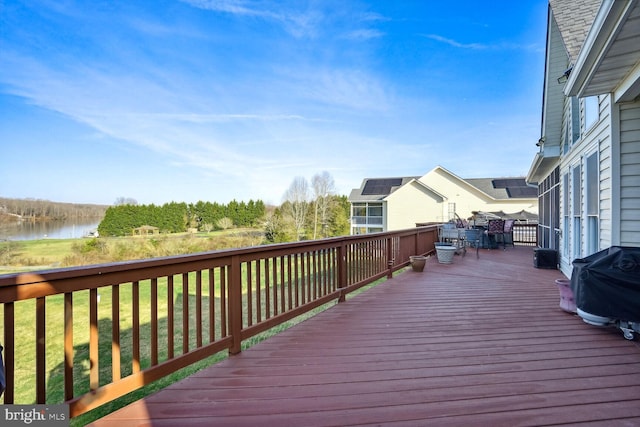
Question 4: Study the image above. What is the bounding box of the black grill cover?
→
[571,246,640,322]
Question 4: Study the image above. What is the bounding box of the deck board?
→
[90,246,640,426]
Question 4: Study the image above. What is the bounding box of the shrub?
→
[216,217,233,230]
[0,241,21,265]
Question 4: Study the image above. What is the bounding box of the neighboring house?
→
[527,0,640,276]
[349,166,537,234]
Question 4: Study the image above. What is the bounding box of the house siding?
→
[560,95,613,276]
[349,167,538,234]
[559,95,640,276]
[385,182,440,230]
[418,168,537,223]
[598,95,613,248]
[544,15,571,147]
[535,0,640,279]
[620,100,640,245]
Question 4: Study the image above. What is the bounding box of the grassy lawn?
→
[77,275,390,426]
[0,239,76,273]
[1,234,396,426]
[0,271,353,426]
[2,271,232,425]
[0,228,262,274]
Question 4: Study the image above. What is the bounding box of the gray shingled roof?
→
[350,176,535,202]
[465,178,537,199]
[549,0,601,62]
[349,177,419,202]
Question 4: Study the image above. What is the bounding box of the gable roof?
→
[349,177,419,202]
[549,0,601,63]
[350,172,536,203]
[361,178,405,196]
[528,0,601,184]
[466,178,538,199]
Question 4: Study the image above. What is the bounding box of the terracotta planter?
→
[409,255,427,272]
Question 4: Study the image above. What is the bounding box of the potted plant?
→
[409,255,427,272]
[554,278,576,313]
[435,242,456,264]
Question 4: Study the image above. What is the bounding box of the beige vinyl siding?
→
[419,169,489,221]
[351,167,539,234]
[418,168,537,223]
[620,100,640,246]
[385,182,440,230]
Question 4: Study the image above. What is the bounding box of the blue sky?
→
[0,0,548,206]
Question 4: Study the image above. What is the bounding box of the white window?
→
[585,151,599,254]
[572,165,581,259]
[571,97,581,144]
[562,172,569,256]
[584,96,599,131]
[351,202,384,234]
[563,117,570,155]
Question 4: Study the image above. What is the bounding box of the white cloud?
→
[425,34,489,50]
[180,0,324,38]
[280,67,391,112]
[424,34,540,52]
[342,29,385,41]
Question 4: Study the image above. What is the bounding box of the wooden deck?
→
[90,246,640,426]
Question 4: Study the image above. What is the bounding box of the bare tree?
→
[283,176,309,241]
[311,171,336,239]
[216,217,234,230]
[0,197,107,220]
[114,197,138,206]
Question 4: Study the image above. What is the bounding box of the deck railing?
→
[0,225,438,417]
[512,223,538,246]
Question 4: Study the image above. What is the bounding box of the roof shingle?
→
[549,0,601,62]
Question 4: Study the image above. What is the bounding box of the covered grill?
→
[571,246,640,340]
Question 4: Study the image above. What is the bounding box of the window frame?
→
[585,150,599,254]
[571,164,582,259]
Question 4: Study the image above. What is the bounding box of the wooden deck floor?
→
[90,246,640,426]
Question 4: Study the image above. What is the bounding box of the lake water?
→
[0,219,102,241]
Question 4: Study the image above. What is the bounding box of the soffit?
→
[566,0,640,101]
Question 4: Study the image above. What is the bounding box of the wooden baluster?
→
[112,285,121,381]
[64,293,73,401]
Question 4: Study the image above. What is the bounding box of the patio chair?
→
[463,229,483,258]
[486,219,505,250]
[503,219,515,248]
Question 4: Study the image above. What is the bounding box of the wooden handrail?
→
[512,223,538,246]
[0,226,438,417]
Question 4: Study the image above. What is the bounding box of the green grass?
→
[2,272,224,425]
[73,274,394,426]
[0,228,264,274]
[0,239,76,271]
[1,233,399,426]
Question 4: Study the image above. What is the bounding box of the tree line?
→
[0,197,107,222]
[98,200,266,237]
[98,172,351,241]
[2,172,353,242]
